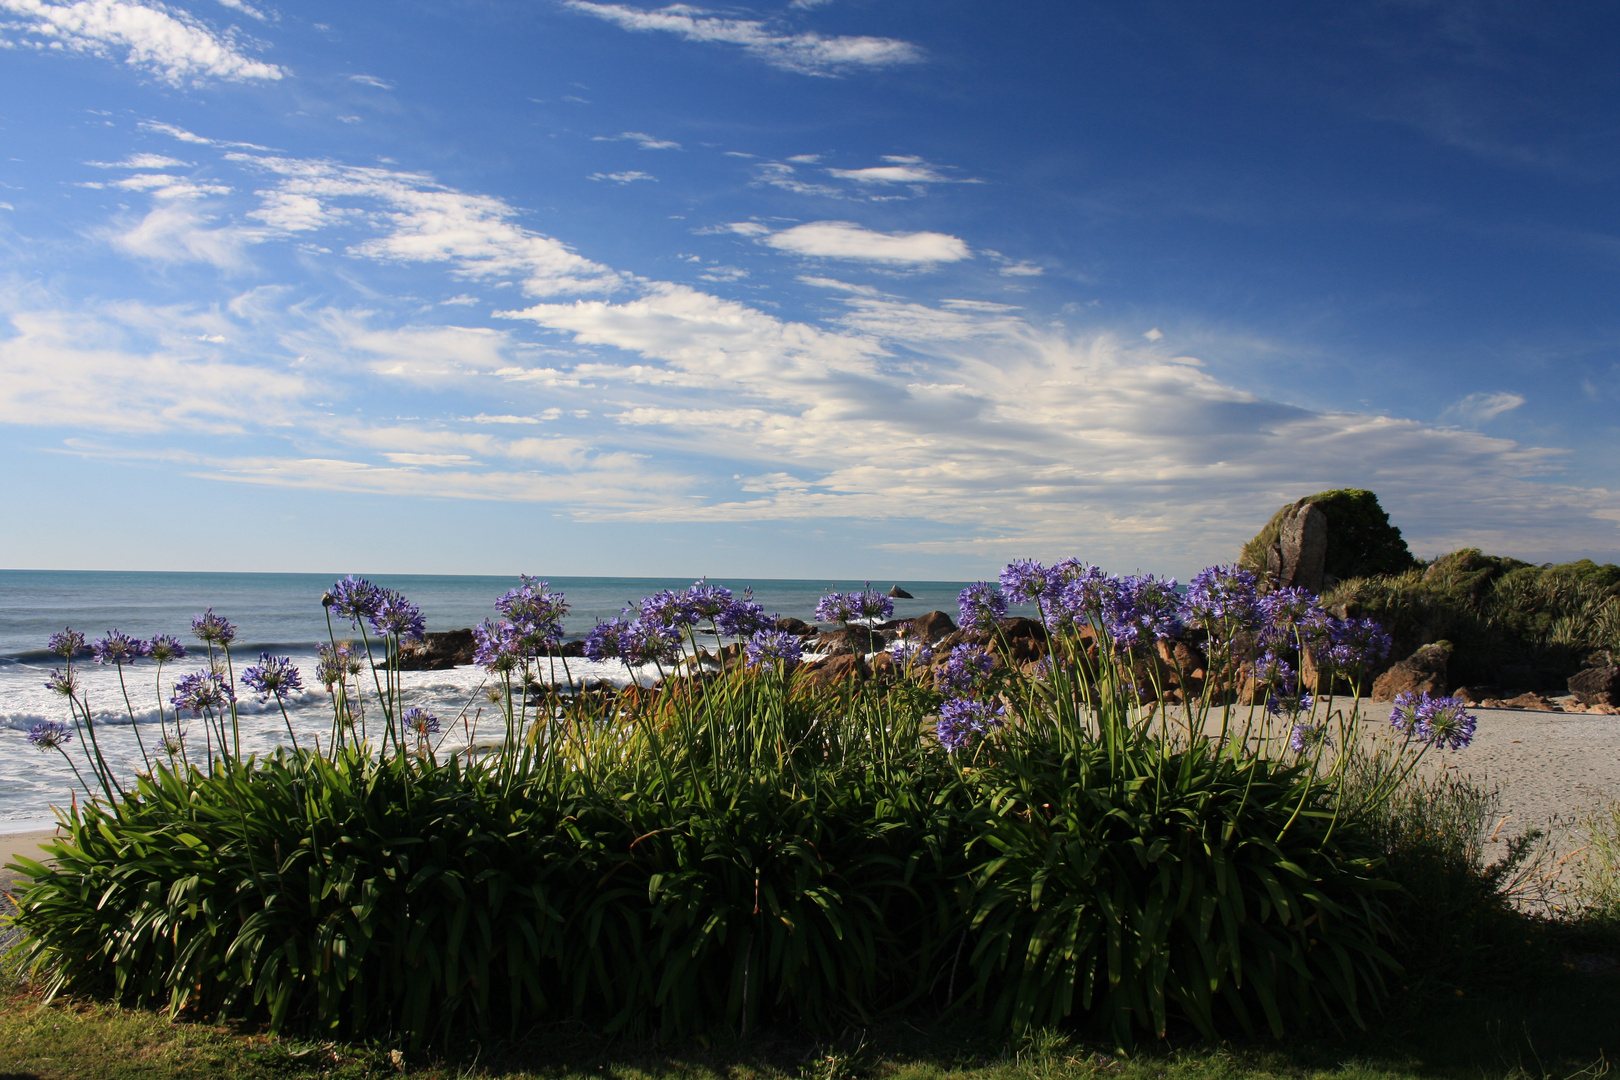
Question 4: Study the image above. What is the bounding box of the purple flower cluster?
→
[474,619,523,673]
[47,628,86,658]
[814,584,893,625]
[326,576,380,629]
[191,609,237,647]
[941,643,994,693]
[404,708,441,736]
[1038,562,1118,631]
[171,670,235,716]
[1289,722,1331,754]
[242,654,304,702]
[92,630,146,665]
[744,630,802,669]
[935,697,1005,752]
[1259,588,1330,647]
[45,668,77,697]
[1183,566,1264,636]
[27,720,73,751]
[716,589,771,639]
[957,582,1008,633]
[323,577,427,643]
[146,634,186,663]
[1101,575,1184,652]
[315,643,358,688]
[1390,692,1478,750]
[582,615,680,668]
[1321,618,1394,674]
[889,636,933,668]
[998,559,1054,605]
[372,589,427,643]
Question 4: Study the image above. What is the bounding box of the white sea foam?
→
[0,650,664,826]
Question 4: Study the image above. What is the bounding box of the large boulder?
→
[887,584,915,599]
[391,628,475,670]
[1241,489,1416,590]
[1570,665,1620,706]
[809,625,885,655]
[1370,642,1451,701]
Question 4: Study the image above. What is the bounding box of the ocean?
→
[0,569,980,831]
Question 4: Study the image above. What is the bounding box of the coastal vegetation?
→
[2,558,1614,1076]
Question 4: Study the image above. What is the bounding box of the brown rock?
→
[774,616,815,637]
[809,625,885,655]
[797,653,869,688]
[887,584,914,599]
[909,610,957,644]
[1569,665,1620,707]
[1264,501,1329,593]
[1502,692,1559,712]
[1370,642,1451,702]
[389,628,476,670]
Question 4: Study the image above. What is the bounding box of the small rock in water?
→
[888,584,914,599]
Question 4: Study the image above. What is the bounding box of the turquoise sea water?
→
[0,569,980,829]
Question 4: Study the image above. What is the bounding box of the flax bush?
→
[7,564,1480,1047]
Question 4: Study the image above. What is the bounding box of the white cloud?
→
[465,413,542,425]
[763,220,971,264]
[87,152,187,169]
[786,153,821,164]
[592,130,680,150]
[138,120,212,144]
[560,1,922,76]
[0,306,306,434]
[348,73,392,88]
[214,0,268,21]
[0,0,285,83]
[753,161,843,198]
[231,153,625,296]
[1442,391,1526,427]
[106,200,255,268]
[588,170,657,184]
[826,156,975,185]
[997,261,1043,277]
[1143,328,1164,341]
[796,274,888,297]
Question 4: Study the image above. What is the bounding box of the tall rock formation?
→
[1240,488,1415,592]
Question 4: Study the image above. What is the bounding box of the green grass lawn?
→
[3,958,1615,1080]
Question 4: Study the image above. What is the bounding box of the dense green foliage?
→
[8,669,1396,1049]
[1240,490,1417,583]
[1323,548,1620,686]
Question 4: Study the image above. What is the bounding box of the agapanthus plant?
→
[744,630,802,670]
[941,643,994,694]
[935,697,1005,753]
[958,582,1008,634]
[191,609,237,647]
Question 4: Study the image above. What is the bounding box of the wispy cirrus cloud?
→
[826,155,977,185]
[1441,390,1526,427]
[0,0,285,83]
[559,1,921,76]
[589,170,657,184]
[591,130,680,150]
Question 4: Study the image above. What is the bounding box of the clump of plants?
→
[1323,548,1620,687]
[7,564,1487,1049]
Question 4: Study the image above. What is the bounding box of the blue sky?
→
[1,0,1616,579]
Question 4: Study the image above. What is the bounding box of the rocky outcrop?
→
[907,610,957,644]
[809,625,885,655]
[1570,665,1620,706]
[887,585,914,599]
[798,653,869,687]
[1240,489,1416,590]
[774,616,815,637]
[1370,642,1451,701]
[391,629,475,670]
